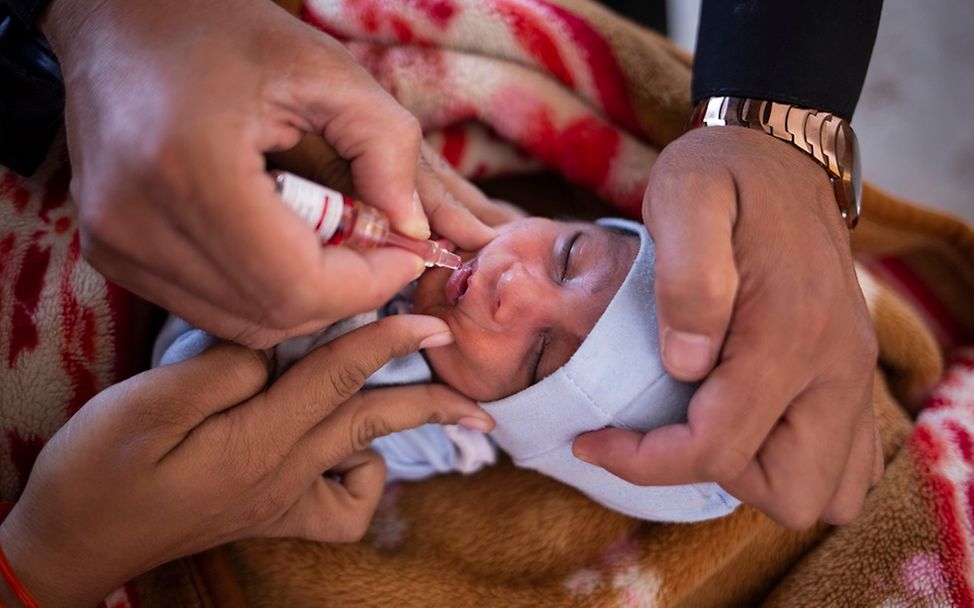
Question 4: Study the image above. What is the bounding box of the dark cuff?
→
[0,12,64,176]
[1,0,51,26]
[691,0,883,121]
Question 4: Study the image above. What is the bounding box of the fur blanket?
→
[1,0,973,605]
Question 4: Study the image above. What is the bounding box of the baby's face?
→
[413,218,638,401]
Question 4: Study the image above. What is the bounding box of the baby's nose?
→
[494,262,541,326]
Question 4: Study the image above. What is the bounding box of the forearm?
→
[692,0,883,120]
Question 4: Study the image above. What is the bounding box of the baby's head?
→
[413,217,638,400]
[415,216,739,522]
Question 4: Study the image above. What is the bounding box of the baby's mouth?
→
[445,258,477,306]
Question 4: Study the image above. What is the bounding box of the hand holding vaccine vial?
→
[273,171,462,270]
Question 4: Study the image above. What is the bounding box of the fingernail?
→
[403,191,431,240]
[573,442,594,464]
[419,331,453,349]
[458,416,493,433]
[411,256,427,279]
[663,330,713,377]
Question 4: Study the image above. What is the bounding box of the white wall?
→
[666,0,974,223]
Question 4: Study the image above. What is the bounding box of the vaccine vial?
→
[272,171,461,269]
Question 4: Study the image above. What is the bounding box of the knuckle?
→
[697,445,750,483]
[220,418,275,484]
[658,267,734,308]
[362,449,387,474]
[242,492,288,527]
[77,199,111,240]
[77,222,101,261]
[129,399,196,441]
[388,337,418,361]
[329,363,371,402]
[372,317,419,360]
[418,149,438,177]
[390,112,423,143]
[775,505,821,531]
[346,512,373,542]
[76,204,125,266]
[331,514,371,543]
[417,386,455,425]
[221,346,271,391]
[423,145,452,174]
[822,499,864,527]
[855,328,880,371]
[139,137,197,202]
[349,410,394,451]
[695,267,737,304]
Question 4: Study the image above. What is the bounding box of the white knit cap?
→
[481,219,739,522]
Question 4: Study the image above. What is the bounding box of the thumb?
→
[294,46,430,239]
[237,315,467,450]
[644,163,739,381]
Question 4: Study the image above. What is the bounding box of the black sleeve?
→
[0,12,63,176]
[691,0,883,121]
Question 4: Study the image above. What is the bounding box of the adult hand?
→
[574,127,881,530]
[41,0,491,349]
[269,137,499,247]
[0,315,493,607]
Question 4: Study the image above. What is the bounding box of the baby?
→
[154,217,739,522]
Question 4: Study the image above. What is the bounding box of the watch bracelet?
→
[692,96,847,178]
[689,96,861,228]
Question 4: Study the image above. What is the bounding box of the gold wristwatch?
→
[689,96,862,229]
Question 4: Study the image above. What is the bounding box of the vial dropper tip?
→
[436,250,462,270]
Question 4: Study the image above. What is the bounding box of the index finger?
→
[174,165,425,331]
[285,39,429,239]
[573,350,801,486]
[291,383,493,477]
[417,144,497,250]
[233,315,456,450]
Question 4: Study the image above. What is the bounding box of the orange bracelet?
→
[0,541,40,608]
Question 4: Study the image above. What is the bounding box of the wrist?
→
[0,508,111,608]
[0,551,24,608]
[0,516,61,607]
[689,96,862,228]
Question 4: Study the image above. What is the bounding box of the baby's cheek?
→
[423,344,463,386]
[423,344,493,401]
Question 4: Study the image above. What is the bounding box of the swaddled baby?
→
[154,217,739,522]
